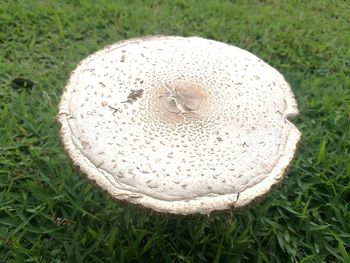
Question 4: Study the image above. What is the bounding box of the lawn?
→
[1,0,350,262]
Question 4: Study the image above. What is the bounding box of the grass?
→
[0,0,349,262]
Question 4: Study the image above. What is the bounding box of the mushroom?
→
[57,36,301,215]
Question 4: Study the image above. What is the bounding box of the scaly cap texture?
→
[57,36,301,215]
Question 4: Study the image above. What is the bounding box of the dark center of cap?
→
[157,80,208,123]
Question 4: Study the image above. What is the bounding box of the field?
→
[1,0,350,262]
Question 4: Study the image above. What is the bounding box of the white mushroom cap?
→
[57,36,301,215]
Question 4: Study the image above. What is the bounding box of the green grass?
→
[1,0,350,262]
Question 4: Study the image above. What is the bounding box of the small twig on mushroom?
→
[108,105,120,115]
[122,89,144,104]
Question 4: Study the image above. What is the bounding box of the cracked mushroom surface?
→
[57,36,301,215]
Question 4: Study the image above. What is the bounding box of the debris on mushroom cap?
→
[57,36,301,215]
